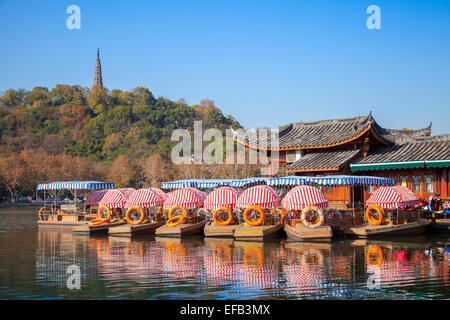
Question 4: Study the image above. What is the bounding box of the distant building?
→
[234,112,450,206]
[93,48,103,88]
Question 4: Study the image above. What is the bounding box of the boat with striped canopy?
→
[234,185,284,241]
[155,188,207,237]
[345,185,428,237]
[282,185,333,240]
[109,188,166,236]
[203,187,241,237]
[37,181,115,226]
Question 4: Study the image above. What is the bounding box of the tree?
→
[0,89,21,107]
[24,87,49,106]
[141,154,171,187]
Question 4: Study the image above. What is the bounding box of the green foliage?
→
[0,85,239,164]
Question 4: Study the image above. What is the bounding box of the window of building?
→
[413,176,421,193]
[425,175,434,193]
[286,150,303,163]
[400,176,408,188]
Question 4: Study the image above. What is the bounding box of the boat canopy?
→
[366,186,419,209]
[37,181,115,191]
[236,185,281,209]
[161,175,394,190]
[281,185,328,210]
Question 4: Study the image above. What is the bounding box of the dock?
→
[72,221,126,234]
[108,221,164,236]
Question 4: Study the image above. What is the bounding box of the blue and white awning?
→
[161,175,394,190]
[37,181,116,191]
[267,175,394,187]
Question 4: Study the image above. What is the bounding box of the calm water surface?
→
[1,208,450,299]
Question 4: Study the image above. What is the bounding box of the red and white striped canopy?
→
[163,187,205,209]
[98,188,136,208]
[204,187,240,210]
[85,190,108,205]
[236,185,281,209]
[150,188,168,201]
[282,185,328,210]
[366,186,419,209]
[125,189,164,208]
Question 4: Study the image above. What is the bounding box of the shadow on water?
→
[1,208,450,299]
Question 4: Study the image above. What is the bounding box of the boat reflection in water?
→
[34,228,450,299]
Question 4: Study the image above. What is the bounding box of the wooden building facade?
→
[234,112,450,208]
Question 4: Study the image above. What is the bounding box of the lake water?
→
[1,208,450,299]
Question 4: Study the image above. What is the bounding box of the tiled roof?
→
[377,124,432,144]
[235,113,377,149]
[286,148,361,172]
[352,135,450,164]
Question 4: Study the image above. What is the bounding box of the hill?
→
[0,85,260,202]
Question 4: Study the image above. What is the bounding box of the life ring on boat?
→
[88,218,110,225]
[325,208,341,225]
[365,204,384,226]
[39,207,51,220]
[301,206,324,229]
[125,206,145,225]
[213,207,234,226]
[243,247,264,268]
[168,206,188,219]
[366,245,383,266]
[243,205,265,226]
[97,205,112,220]
[166,214,185,227]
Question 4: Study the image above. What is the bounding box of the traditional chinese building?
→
[234,112,450,207]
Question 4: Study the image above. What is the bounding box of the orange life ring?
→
[243,205,265,226]
[213,207,234,226]
[301,206,324,228]
[366,245,383,266]
[97,205,112,220]
[39,207,51,220]
[166,214,185,227]
[243,247,264,268]
[125,206,145,225]
[365,204,384,226]
[168,206,188,219]
[88,218,110,225]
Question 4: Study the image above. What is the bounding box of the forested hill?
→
[0,85,241,160]
[0,85,256,201]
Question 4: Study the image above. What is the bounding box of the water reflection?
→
[3,210,450,299]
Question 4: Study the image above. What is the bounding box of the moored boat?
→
[155,188,207,237]
[280,185,332,241]
[36,181,115,226]
[233,185,284,241]
[344,186,429,237]
[203,187,241,237]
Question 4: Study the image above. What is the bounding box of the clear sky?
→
[0,0,449,134]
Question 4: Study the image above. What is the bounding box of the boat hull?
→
[155,220,207,237]
[426,219,450,233]
[233,223,283,241]
[108,221,165,236]
[284,223,332,241]
[72,221,126,234]
[38,214,88,226]
[344,219,429,237]
[204,221,238,237]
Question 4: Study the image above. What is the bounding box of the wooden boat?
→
[38,212,96,226]
[155,218,207,237]
[284,221,332,241]
[72,220,126,234]
[344,219,429,237]
[108,221,165,236]
[204,220,238,237]
[234,222,283,241]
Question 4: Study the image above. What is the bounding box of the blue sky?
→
[0,0,449,134]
